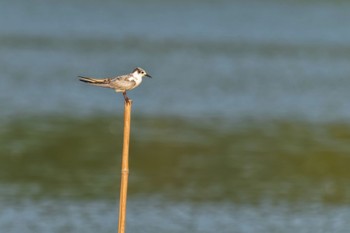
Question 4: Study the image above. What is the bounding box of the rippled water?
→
[2,117,350,232]
[2,0,350,121]
[2,0,350,232]
[2,198,350,233]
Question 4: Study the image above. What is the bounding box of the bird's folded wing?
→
[110,77,137,90]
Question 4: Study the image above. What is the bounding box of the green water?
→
[2,116,350,205]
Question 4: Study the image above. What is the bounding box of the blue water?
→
[2,1,350,121]
[2,197,350,233]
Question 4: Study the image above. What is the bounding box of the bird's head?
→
[133,67,152,78]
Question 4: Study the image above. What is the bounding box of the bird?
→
[78,67,152,102]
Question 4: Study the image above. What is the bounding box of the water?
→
[2,0,350,121]
[2,198,350,233]
[2,0,350,232]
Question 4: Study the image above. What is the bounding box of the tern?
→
[78,67,152,101]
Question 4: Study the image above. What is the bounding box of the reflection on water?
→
[3,117,350,231]
[2,116,350,204]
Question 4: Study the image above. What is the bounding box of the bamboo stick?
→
[118,99,132,233]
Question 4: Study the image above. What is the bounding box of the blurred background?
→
[1,0,350,232]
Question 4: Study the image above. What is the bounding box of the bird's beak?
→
[145,74,152,78]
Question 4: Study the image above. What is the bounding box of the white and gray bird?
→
[78,67,152,101]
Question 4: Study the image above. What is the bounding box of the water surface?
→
[1,0,350,232]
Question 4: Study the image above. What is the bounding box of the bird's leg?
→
[123,91,130,102]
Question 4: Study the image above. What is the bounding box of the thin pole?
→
[118,99,132,233]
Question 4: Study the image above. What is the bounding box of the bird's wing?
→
[109,75,137,90]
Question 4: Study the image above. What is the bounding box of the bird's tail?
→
[78,76,111,88]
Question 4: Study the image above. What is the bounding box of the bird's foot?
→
[123,92,131,103]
